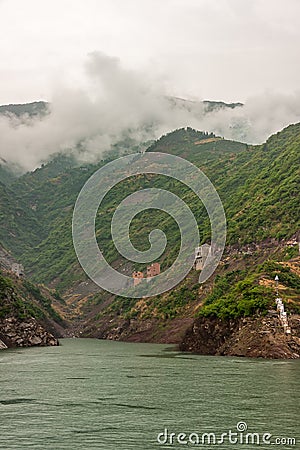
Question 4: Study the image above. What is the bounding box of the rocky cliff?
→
[179,314,300,359]
[0,316,58,348]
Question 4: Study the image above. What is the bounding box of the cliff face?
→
[179,314,300,359]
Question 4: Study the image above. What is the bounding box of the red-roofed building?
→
[146,263,160,278]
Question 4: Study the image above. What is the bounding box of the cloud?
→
[0,52,299,171]
[200,91,300,143]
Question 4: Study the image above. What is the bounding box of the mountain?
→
[1,124,299,284]
[0,101,49,118]
[167,96,243,112]
[72,124,300,350]
[0,99,241,120]
[0,122,299,356]
[202,100,243,111]
[0,98,244,190]
[5,129,249,286]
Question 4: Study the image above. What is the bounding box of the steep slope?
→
[0,160,17,185]
[77,241,300,347]
[13,130,249,287]
[0,182,43,257]
[69,124,300,350]
[217,123,300,242]
[179,256,300,359]
[1,124,299,288]
[150,124,300,242]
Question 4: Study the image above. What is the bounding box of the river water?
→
[0,338,299,449]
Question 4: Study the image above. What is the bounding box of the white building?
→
[11,263,24,277]
[194,244,211,271]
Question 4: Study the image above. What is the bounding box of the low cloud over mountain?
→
[0,52,299,171]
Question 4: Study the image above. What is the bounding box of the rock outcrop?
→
[0,338,7,349]
[179,314,300,359]
[0,317,59,348]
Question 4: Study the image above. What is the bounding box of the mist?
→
[0,52,299,172]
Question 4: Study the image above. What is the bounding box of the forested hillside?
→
[1,124,298,285]
[0,123,299,343]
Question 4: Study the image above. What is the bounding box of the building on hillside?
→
[146,263,160,279]
[11,263,24,278]
[194,244,211,271]
[132,271,144,286]
[132,263,161,287]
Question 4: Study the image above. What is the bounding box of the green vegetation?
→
[261,261,300,292]
[0,164,17,185]
[198,261,300,319]
[0,273,13,297]
[0,272,41,319]
[0,123,299,325]
[198,272,272,319]
[0,101,48,118]
[0,182,42,256]
[142,284,199,320]
[94,274,200,322]
[0,271,63,322]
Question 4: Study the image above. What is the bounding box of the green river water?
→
[0,338,299,449]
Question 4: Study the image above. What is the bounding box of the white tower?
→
[194,244,211,271]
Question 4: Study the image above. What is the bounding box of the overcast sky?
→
[0,0,299,104]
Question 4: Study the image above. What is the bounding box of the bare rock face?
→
[0,317,59,349]
[180,314,300,359]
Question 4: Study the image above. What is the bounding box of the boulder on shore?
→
[0,316,59,349]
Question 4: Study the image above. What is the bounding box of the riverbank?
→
[179,314,300,359]
[64,310,300,359]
